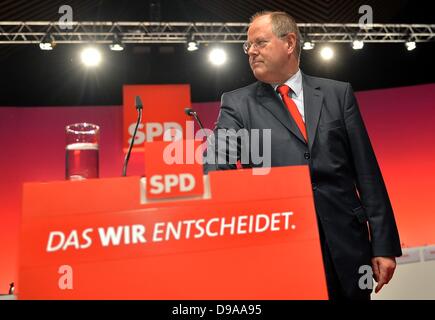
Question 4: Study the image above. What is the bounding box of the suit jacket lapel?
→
[302,73,323,151]
[256,82,306,144]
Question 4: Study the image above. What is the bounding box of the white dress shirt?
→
[272,69,305,122]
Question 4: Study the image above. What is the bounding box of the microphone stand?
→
[123,96,143,177]
[184,107,219,170]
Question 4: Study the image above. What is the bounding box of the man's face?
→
[247,15,292,84]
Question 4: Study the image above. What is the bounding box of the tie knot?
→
[277,84,290,96]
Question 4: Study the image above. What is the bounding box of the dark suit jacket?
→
[205,72,402,297]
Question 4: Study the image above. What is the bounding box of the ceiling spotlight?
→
[110,43,124,51]
[405,40,416,51]
[109,34,125,51]
[209,47,227,66]
[187,41,199,51]
[80,47,102,67]
[352,40,364,50]
[303,41,315,50]
[39,33,55,50]
[186,33,199,51]
[320,46,334,60]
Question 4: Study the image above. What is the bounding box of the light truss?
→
[0,21,434,44]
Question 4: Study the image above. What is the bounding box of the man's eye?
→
[257,41,267,46]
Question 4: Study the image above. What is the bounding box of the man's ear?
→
[287,33,297,54]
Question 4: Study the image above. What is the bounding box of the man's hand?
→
[371,256,396,293]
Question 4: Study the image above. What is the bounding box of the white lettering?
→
[220,216,236,235]
[129,123,145,145]
[63,230,80,250]
[237,215,248,234]
[47,231,65,252]
[146,122,163,142]
[98,226,124,247]
[149,175,164,194]
[179,173,195,192]
[153,222,165,242]
[131,224,147,243]
[270,213,281,231]
[164,174,178,193]
[255,214,270,233]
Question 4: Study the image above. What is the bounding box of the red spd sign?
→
[19,166,327,299]
[144,140,204,200]
[123,84,191,152]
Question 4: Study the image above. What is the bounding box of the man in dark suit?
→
[204,11,402,300]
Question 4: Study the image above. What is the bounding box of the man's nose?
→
[248,45,258,56]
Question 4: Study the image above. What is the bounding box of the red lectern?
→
[19,166,327,299]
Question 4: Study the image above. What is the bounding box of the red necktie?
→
[277,84,307,142]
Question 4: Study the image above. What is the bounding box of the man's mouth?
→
[251,61,263,67]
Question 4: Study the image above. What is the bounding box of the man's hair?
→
[250,11,301,60]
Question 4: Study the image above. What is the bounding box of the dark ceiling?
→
[0,0,434,106]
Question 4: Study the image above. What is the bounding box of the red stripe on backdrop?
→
[1,84,435,292]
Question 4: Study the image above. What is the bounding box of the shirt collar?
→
[272,69,302,97]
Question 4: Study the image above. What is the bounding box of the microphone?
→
[184,107,219,170]
[184,107,205,132]
[122,96,143,177]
